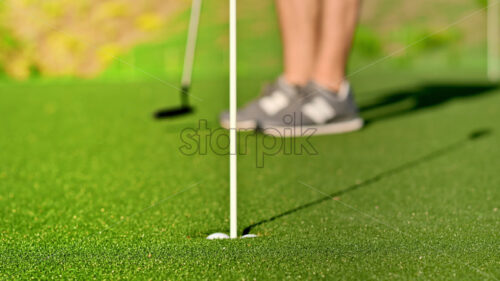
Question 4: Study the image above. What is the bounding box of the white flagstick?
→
[204,0,243,241]
[488,0,500,81]
[206,0,239,241]
[229,0,238,239]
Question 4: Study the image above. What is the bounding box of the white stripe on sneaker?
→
[302,97,335,124]
[259,90,289,116]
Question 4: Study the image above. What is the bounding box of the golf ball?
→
[206,233,230,240]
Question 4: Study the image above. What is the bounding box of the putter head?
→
[154,106,194,119]
[154,85,194,119]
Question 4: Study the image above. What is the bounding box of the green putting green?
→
[0,66,499,279]
[0,0,499,279]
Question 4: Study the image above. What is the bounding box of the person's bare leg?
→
[276,0,320,86]
[312,0,360,92]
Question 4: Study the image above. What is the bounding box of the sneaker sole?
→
[220,119,258,130]
[261,118,364,137]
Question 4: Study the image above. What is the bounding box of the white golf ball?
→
[206,233,230,240]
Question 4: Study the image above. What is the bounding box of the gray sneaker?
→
[219,76,300,130]
[261,81,364,137]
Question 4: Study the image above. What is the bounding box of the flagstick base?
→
[206,233,257,240]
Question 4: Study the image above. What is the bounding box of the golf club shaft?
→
[229,0,238,239]
[181,0,203,92]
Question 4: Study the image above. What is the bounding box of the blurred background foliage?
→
[0,0,491,80]
[0,0,187,79]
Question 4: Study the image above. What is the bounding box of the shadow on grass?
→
[360,83,498,124]
[242,129,493,235]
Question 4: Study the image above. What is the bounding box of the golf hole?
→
[206,233,257,240]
